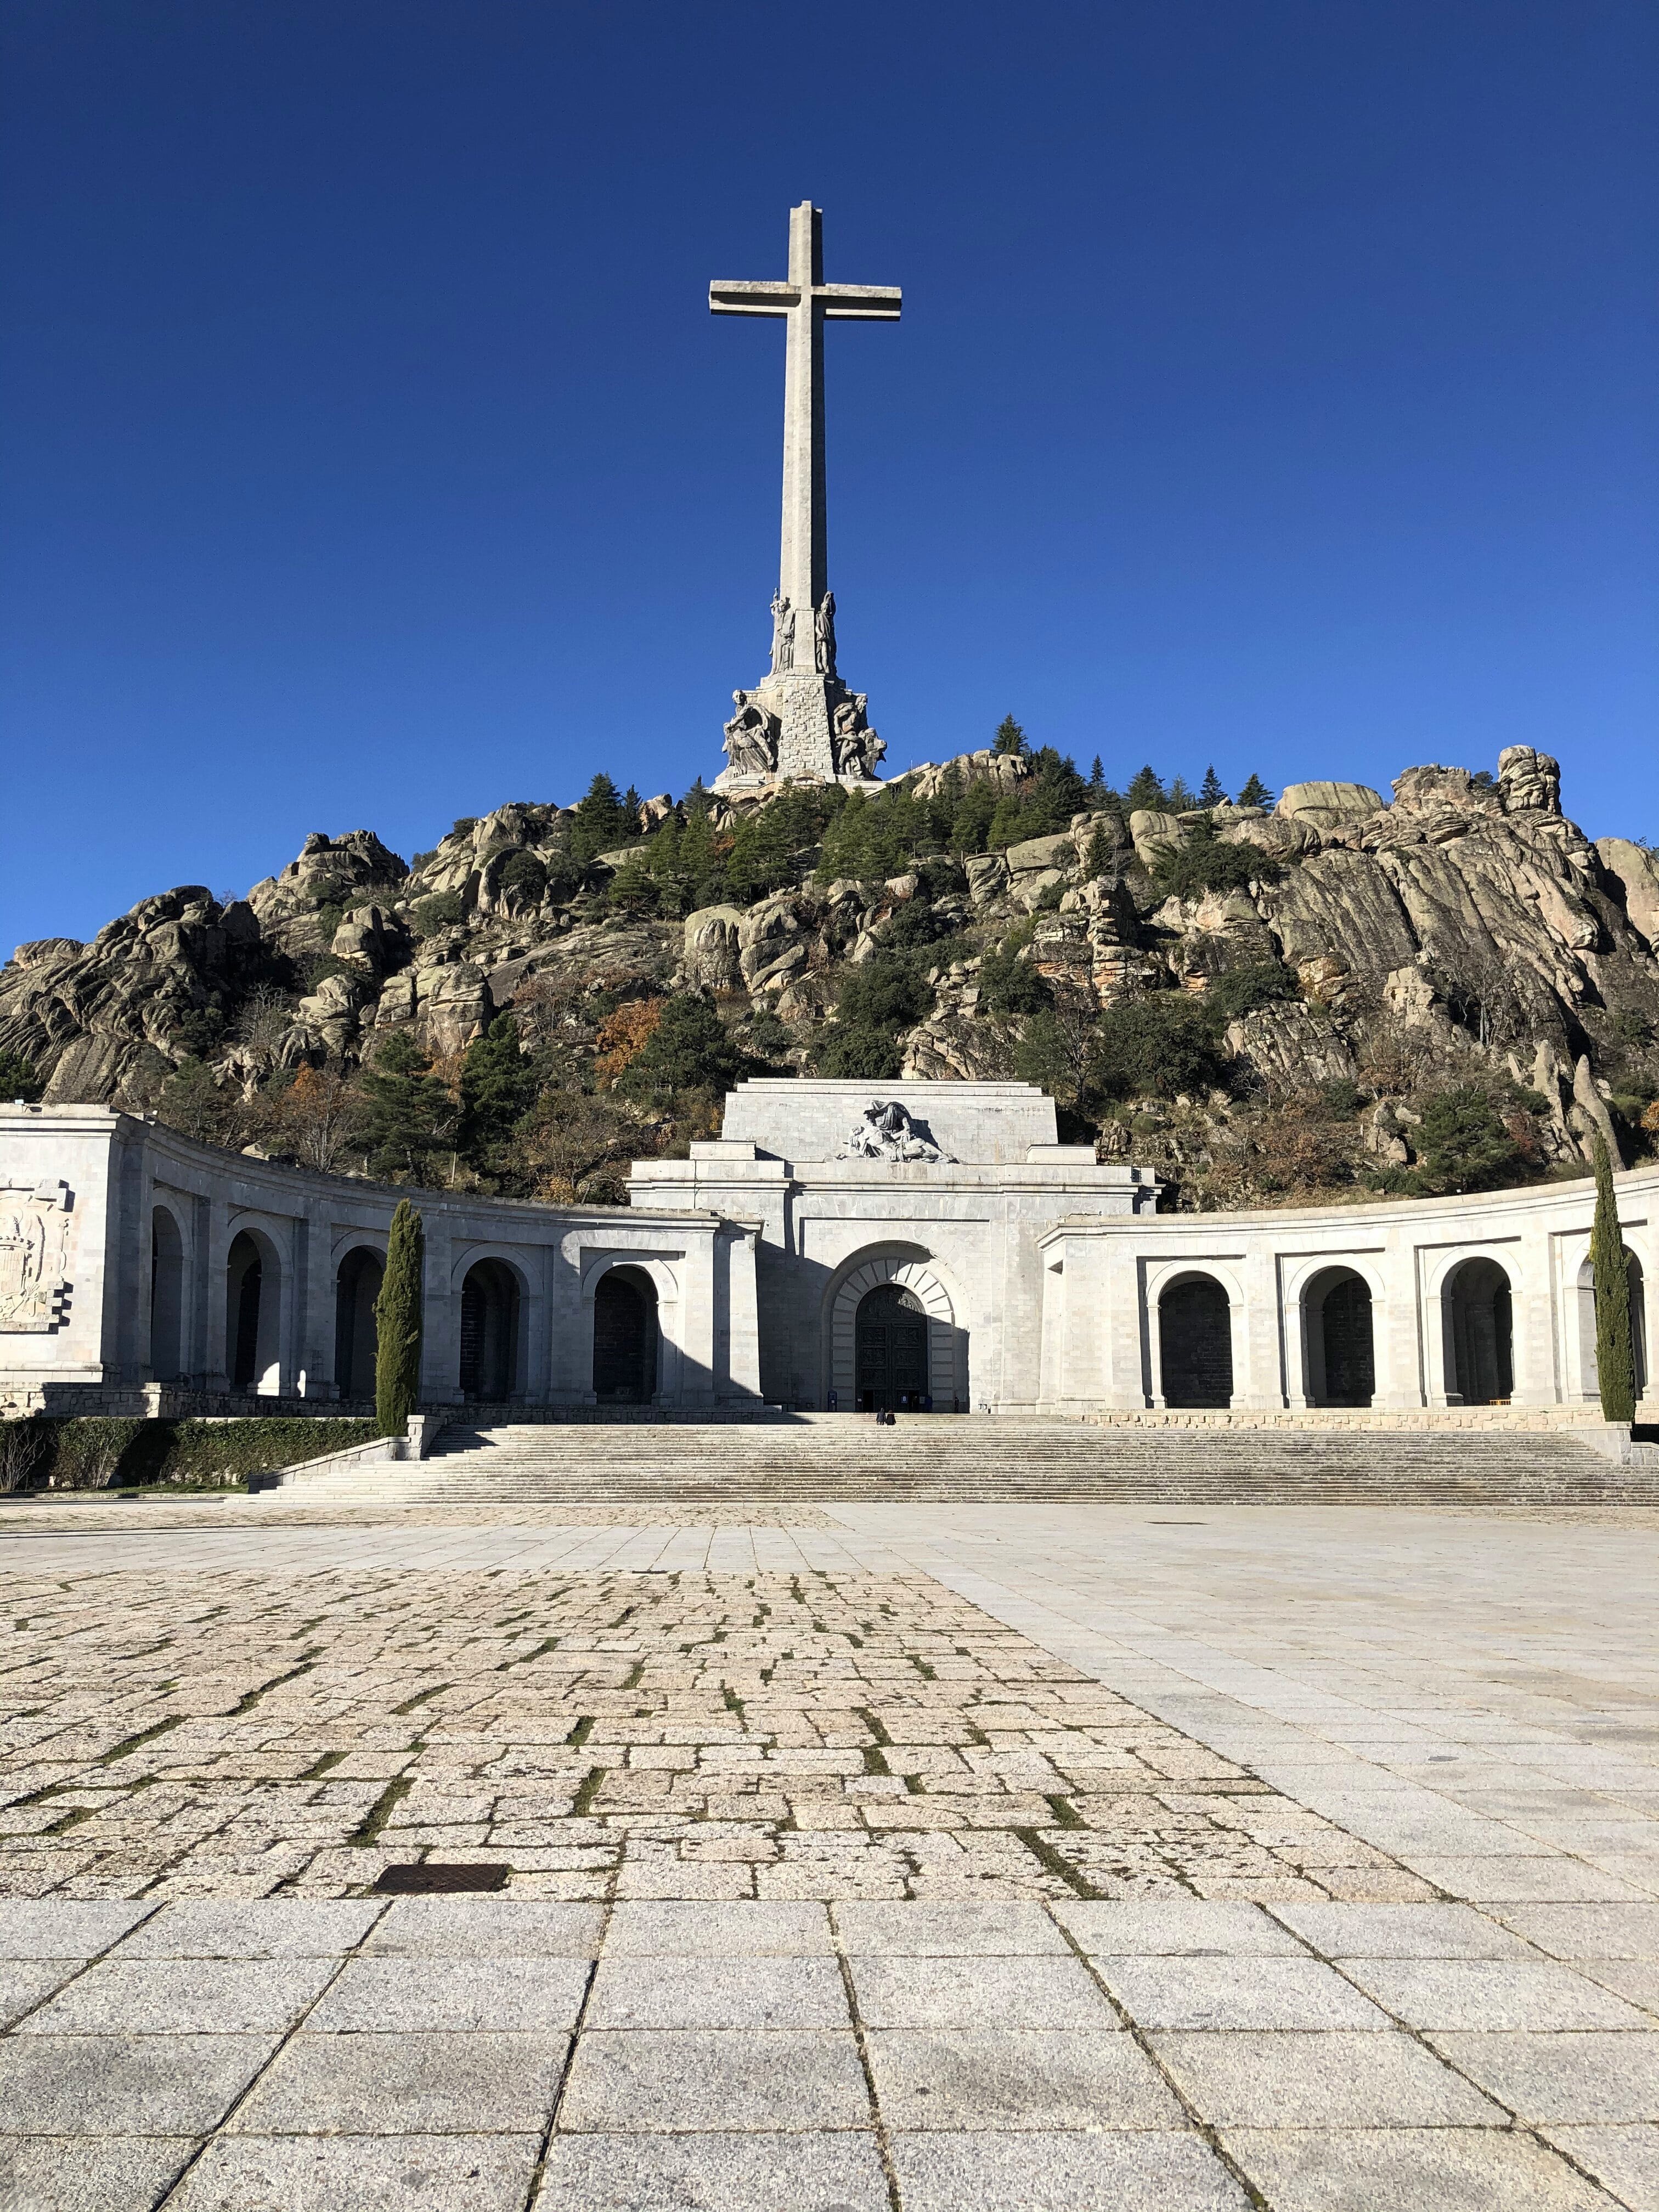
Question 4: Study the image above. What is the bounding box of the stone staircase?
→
[259,1414,1659,1508]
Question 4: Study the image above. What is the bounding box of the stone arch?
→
[592,1264,659,1403]
[828,1251,965,1412]
[334,1245,384,1403]
[149,1204,185,1384]
[1304,1265,1375,1408]
[1158,1272,1234,1408]
[225,1225,283,1394]
[458,1257,522,1402]
[1445,1256,1514,1406]
[1578,1248,1650,1404]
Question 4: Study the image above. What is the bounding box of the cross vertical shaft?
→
[781,203,827,627]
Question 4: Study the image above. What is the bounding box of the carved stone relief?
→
[0,1180,72,1332]
[836,1101,955,1164]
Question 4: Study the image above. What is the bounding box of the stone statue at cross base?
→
[722,691,780,778]
[831,693,885,781]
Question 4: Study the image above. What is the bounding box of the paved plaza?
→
[0,1497,1656,2208]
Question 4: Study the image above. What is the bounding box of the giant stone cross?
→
[711,203,900,788]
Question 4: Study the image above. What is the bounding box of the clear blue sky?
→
[3,1,1655,953]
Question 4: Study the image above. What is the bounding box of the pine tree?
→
[1237,773,1274,809]
[1199,765,1226,806]
[1590,1133,1637,1424]
[1087,755,1107,795]
[1166,774,1195,812]
[352,1031,456,1182]
[1124,765,1165,813]
[373,1199,424,1436]
[992,715,1028,757]
[459,1015,537,1169]
[569,774,631,862]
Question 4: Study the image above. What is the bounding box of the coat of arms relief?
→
[0,1181,72,1332]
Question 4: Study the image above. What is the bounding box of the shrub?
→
[499,850,548,905]
[1086,994,1227,1102]
[1206,961,1300,1023]
[1314,1077,1365,1119]
[413,890,463,936]
[617,994,744,1101]
[816,1025,905,1079]
[1150,817,1282,901]
[979,939,1048,1015]
[834,957,934,1034]
[0,1049,45,1103]
[0,1418,50,1492]
[1412,1085,1527,1194]
[24,1418,381,1490]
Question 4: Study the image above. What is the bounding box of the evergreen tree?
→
[992,714,1028,757]
[459,1015,537,1169]
[352,1031,456,1182]
[1199,765,1226,806]
[1124,765,1166,812]
[1166,774,1195,812]
[373,1200,424,1436]
[569,774,633,862]
[617,993,744,1102]
[0,1049,45,1103]
[1088,755,1107,795]
[1237,772,1274,809]
[1590,1132,1637,1424]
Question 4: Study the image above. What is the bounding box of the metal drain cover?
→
[374,1863,510,1894]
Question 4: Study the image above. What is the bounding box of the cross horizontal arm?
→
[817,284,902,322]
[709,280,797,318]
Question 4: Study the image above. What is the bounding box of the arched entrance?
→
[855,1283,929,1411]
[593,1266,658,1403]
[1306,1267,1375,1408]
[225,1229,279,1392]
[334,1247,383,1402]
[459,1259,520,1401]
[1447,1257,1513,1404]
[1160,1275,1233,1408]
[150,1208,184,1383]
[827,1254,964,1412]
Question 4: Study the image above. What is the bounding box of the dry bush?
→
[592,999,665,1087]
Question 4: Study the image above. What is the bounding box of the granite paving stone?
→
[1222,2125,1618,2210]
[584,1953,847,2030]
[118,1899,383,1957]
[1054,1898,1309,1956]
[1427,2030,1659,2122]
[1541,2125,1659,2212]
[560,2025,871,2132]
[1149,2028,1505,2127]
[0,2134,197,2212]
[531,2131,892,2211]
[1337,1955,1654,2030]
[168,2132,544,2211]
[18,1956,337,2036]
[304,1954,591,2032]
[1096,1954,1392,2032]
[849,1953,1118,2029]
[865,2025,1183,2130]
[228,2028,571,2134]
[887,2128,1251,2211]
[0,2032,276,2134]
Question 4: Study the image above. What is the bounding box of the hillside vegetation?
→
[4,729,1658,1210]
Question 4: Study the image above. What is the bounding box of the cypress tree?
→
[374,1200,425,1436]
[1590,1133,1637,1424]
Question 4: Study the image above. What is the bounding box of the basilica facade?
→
[1,1081,1652,1426]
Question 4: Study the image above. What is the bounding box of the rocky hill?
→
[4,738,1657,1209]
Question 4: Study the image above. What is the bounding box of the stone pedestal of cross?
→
[711,204,900,786]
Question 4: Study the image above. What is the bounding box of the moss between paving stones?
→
[9,1416,377,1492]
